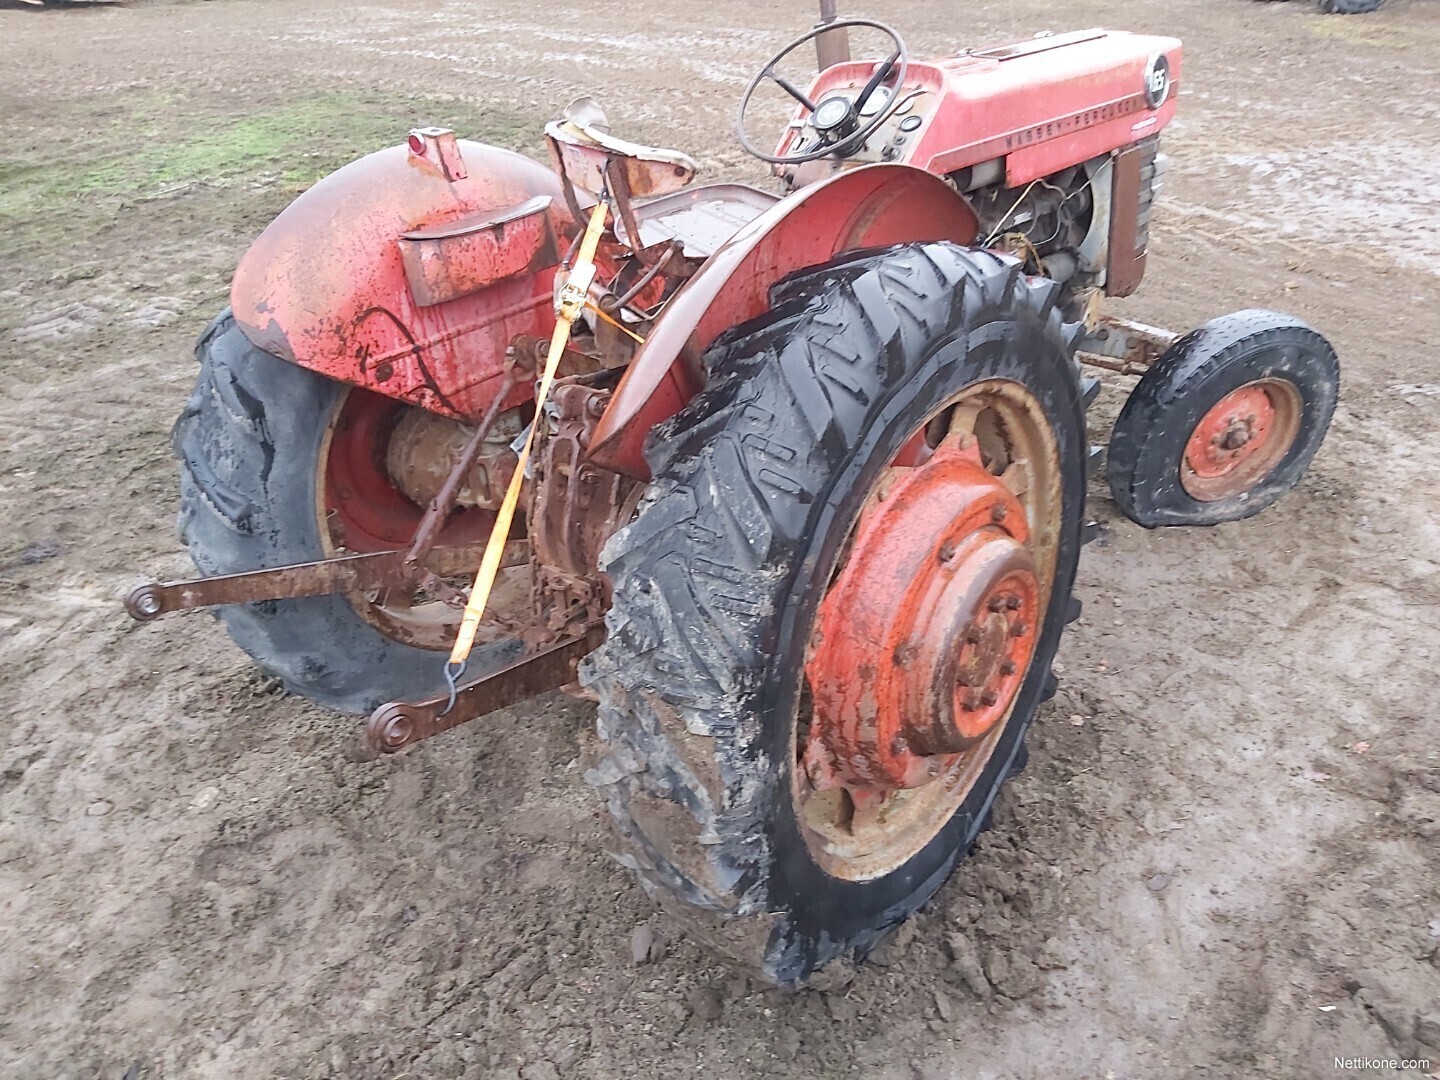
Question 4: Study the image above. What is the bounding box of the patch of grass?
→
[0,88,537,249]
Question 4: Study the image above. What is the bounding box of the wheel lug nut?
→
[990,503,1008,523]
[965,625,982,644]
[1009,620,1028,638]
[938,542,956,563]
[987,597,1005,612]
[980,690,999,707]
[1005,596,1021,610]
[1000,660,1016,675]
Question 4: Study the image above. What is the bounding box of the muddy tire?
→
[172,310,521,714]
[582,244,1086,986]
[1316,0,1384,12]
[1106,309,1338,528]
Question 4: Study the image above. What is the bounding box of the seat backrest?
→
[544,97,698,199]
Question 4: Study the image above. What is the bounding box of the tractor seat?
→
[627,183,779,259]
[545,96,698,199]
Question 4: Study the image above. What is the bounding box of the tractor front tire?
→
[172,311,520,714]
[582,243,1087,986]
[1106,309,1338,528]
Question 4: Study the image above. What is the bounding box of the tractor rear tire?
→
[582,244,1087,987]
[172,310,521,714]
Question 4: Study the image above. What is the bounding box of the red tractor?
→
[129,17,1338,986]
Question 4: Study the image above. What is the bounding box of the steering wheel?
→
[736,18,909,166]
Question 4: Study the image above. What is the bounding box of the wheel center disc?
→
[803,438,1040,793]
[1185,383,1277,478]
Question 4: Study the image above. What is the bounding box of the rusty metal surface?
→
[1105,140,1148,298]
[543,121,696,200]
[323,387,497,553]
[230,139,573,422]
[1076,313,1179,375]
[407,127,468,182]
[397,366,523,568]
[529,381,638,640]
[604,158,648,273]
[398,194,559,307]
[384,404,522,514]
[802,436,1037,793]
[589,164,980,479]
[1181,378,1303,502]
[364,627,604,753]
[124,542,527,622]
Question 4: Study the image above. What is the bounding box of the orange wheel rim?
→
[792,380,1061,881]
[316,388,529,650]
[1181,379,1302,502]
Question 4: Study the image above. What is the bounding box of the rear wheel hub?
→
[318,387,531,650]
[804,436,1039,792]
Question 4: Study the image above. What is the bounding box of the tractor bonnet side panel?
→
[925,31,1182,186]
[231,141,574,421]
[779,30,1182,189]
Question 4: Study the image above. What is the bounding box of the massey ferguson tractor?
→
[127,17,1339,986]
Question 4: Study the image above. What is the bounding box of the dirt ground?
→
[2,0,1439,1076]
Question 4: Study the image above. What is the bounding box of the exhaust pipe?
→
[815,0,851,69]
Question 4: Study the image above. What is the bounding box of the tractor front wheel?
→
[582,243,1086,986]
[1106,309,1338,528]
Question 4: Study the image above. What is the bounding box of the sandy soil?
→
[2,0,1439,1076]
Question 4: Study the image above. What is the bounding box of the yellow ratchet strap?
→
[585,299,646,344]
[442,199,610,699]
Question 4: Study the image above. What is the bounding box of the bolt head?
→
[1009,620,1029,638]
[1000,660,1017,676]
[136,593,161,616]
[980,690,999,707]
[991,503,1008,522]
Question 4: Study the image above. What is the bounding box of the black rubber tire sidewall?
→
[759,318,1086,983]
[584,244,1087,986]
[174,310,521,714]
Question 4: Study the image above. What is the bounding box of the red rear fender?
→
[231,139,574,420]
[588,164,979,478]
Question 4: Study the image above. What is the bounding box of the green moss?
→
[0,88,536,240]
